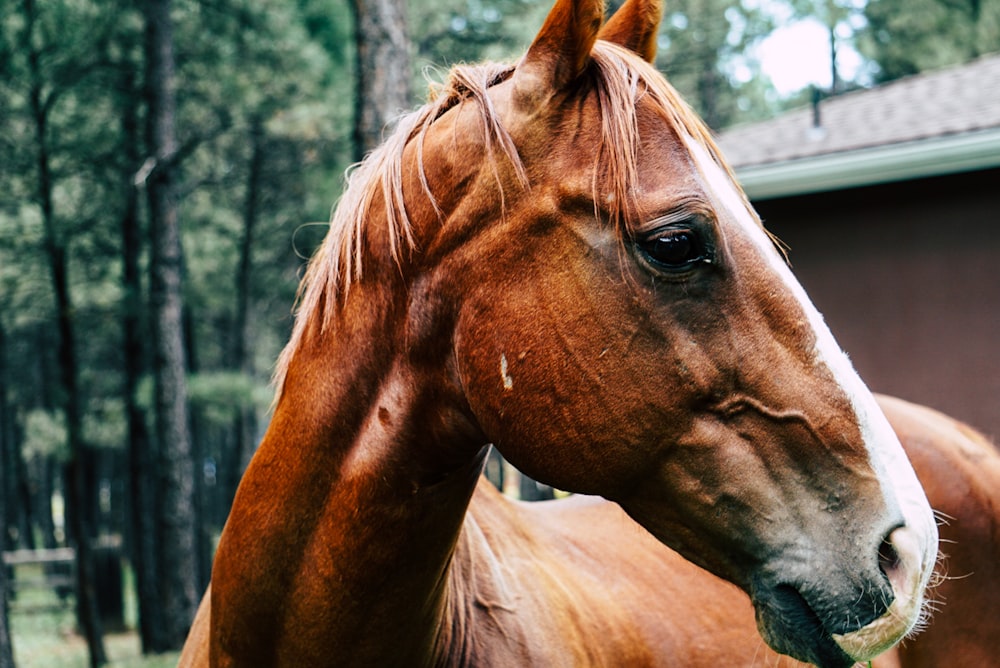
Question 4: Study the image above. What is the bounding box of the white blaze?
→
[682,135,938,654]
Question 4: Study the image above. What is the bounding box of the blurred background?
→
[1,0,997,665]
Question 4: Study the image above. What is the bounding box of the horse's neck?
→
[212,299,488,665]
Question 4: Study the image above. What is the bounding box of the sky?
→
[755,17,866,95]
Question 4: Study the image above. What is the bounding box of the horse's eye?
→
[639,228,711,271]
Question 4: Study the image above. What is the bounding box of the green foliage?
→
[413,0,550,72]
[0,0,347,601]
[656,0,782,128]
[23,410,68,461]
[859,0,1000,82]
[83,399,127,451]
[187,372,273,426]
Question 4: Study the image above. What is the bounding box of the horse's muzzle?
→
[753,582,873,668]
[751,522,930,668]
[832,525,930,660]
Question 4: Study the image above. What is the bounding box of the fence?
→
[3,539,124,628]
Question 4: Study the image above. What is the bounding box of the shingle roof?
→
[717,53,1000,170]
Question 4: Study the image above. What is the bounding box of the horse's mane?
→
[272,42,756,398]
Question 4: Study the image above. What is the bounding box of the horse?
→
[873,396,1000,667]
[491,394,999,668]
[181,0,939,665]
[181,395,996,667]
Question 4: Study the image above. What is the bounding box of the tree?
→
[1,0,355,656]
[135,0,350,642]
[655,0,778,129]
[20,0,110,662]
[0,326,13,668]
[143,0,199,649]
[111,4,164,649]
[859,0,1000,82]
[351,0,412,158]
[783,0,867,94]
[411,0,549,69]
[0,556,11,667]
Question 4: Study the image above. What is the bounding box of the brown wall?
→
[754,167,1000,442]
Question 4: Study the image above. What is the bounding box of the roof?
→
[716,53,1000,199]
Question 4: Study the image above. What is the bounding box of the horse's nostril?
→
[878,529,903,577]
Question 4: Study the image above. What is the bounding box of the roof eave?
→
[733,127,1000,201]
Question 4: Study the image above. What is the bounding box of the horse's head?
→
[283,0,937,664]
[394,1,937,665]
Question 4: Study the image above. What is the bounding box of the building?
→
[717,54,1000,441]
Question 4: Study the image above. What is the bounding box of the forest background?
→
[1,0,997,665]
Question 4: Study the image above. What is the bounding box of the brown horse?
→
[876,396,1000,667]
[494,394,997,668]
[181,396,996,667]
[182,0,939,665]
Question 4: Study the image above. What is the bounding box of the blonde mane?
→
[272,42,757,398]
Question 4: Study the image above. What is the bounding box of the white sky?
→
[755,17,866,95]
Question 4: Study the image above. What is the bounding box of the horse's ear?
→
[598,0,662,63]
[514,0,605,103]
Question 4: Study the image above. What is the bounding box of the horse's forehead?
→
[634,120,706,198]
[534,101,704,206]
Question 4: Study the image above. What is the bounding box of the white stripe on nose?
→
[682,135,938,629]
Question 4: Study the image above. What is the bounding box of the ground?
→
[8,563,181,668]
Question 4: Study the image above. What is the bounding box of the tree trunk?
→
[5,388,32,551]
[350,0,412,160]
[119,55,164,652]
[0,321,13,668]
[182,306,212,595]
[230,116,263,497]
[0,319,15,548]
[828,20,840,94]
[0,492,12,668]
[483,447,504,491]
[144,0,198,649]
[24,0,107,663]
[696,54,722,130]
[13,452,34,551]
[35,459,56,552]
[2,367,32,552]
[518,473,555,502]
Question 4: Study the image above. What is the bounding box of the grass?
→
[8,563,180,668]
